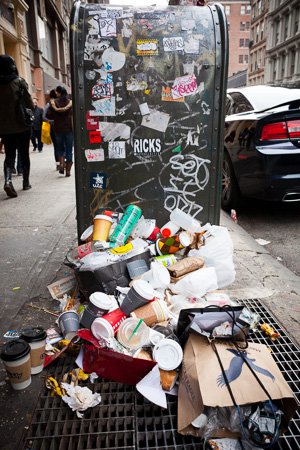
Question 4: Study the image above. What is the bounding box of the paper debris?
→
[255,238,271,246]
[47,275,76,300]
[61,383,101,418]
[136,365,167,409]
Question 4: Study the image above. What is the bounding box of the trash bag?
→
[41,121,52,145]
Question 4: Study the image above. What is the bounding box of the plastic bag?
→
[41,121,52,145]
[189,225,235,288]
[169,267,218,299]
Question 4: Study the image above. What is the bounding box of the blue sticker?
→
[89,172,107,189]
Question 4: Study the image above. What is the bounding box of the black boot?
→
[4,165,18,198]
[22,167,32,191]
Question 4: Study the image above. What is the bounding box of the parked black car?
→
[222,85,300,210]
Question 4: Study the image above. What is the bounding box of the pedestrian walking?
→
[0,54,34,198]
[43,89,60,170]
[31,99,44,152]
[46,86,73,177]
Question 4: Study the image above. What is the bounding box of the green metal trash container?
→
[70,1,228,238]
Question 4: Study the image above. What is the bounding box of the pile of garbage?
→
[1,205,298,450]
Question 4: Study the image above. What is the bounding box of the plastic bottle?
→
[109,205,142,246]
[170,208,202,233]
[160,221,180,238]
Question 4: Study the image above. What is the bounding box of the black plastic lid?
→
[20,327,47,343]
[1,339,31,361]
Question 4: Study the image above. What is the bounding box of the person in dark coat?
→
[0,54,34,197]
[31,98,44,152]
[46,86,73,176]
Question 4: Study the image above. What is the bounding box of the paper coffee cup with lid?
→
[120,279,155,316]
[153,338,183,371]
[20,327,47,374]
[1,339,32,390]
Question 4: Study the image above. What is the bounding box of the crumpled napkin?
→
[61,382,101,418]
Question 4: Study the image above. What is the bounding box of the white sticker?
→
[98,122,131,141]
[108,141,126,159]
[184,37,200,54]
[102,47,126,72]
[85,148,105,162]
[139,103,150,116]
[163,37,184,52]
[141,109,170,133]
[172,74,197,99]
[91,97,116,116]
[181,19,196,31]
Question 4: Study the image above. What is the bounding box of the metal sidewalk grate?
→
[24,299,300,450]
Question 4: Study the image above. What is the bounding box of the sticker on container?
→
[86,112,99,130]
[126,73,148,91]
[106,7,123,19]
[98,122,130,141]
[91,97,116,116]
[141,109,170,133]
[181,19,196,31]
[121,18,133,38]
[137,39,158,56]
[163,37,184,52]
[92,83,112,99]
[161,86,184,103]
[108,141,126,159]
[102,48,126,72]
[184,37,200,54]
[139,102,150,116]
[171,74,197,99]
[89,16,117,37]
[89,131,102,144]
[133,138,161,154]
[85,148,105,162]
[90,172,107,189]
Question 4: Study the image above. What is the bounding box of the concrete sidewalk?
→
[0,144,299,450]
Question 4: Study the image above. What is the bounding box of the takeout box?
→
[78,329,156,385]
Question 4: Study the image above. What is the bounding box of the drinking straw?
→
[128,319,144,342]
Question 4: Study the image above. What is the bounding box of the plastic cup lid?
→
[94,214,113,223]
[153,339,183,370]
[91,317,114,339]
[89,292,112,309]
[132,279,155,300]
[1,339,31,362]
[80,225,93,242]
[20,327,47,342]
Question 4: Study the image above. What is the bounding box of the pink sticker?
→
[171,74,197,99]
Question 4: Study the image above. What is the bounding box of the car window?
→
[228,92,253,114]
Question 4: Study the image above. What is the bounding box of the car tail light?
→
[287,120,300,139]
[260,122,288,140]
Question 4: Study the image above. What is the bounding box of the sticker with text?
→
[91,97,116,116]
[89,131,102,144]
[89,172,107,189]
[163,37,184,52]
[136,39,159,56]
[92,83,112,99]
[141,109,170,133]
[171,74,197,99]
[133,138,161,154]
[161,86,184,102]
[108,141,126,159]
[86,111,99,130]
[85,148,105,162]
[88,16,116,37]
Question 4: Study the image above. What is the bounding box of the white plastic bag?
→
[169,267,218,298]
[189,225,235,288]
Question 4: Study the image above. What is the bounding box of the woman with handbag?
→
[0,55,34,198]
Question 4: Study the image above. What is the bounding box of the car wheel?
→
[222,153,241,211]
